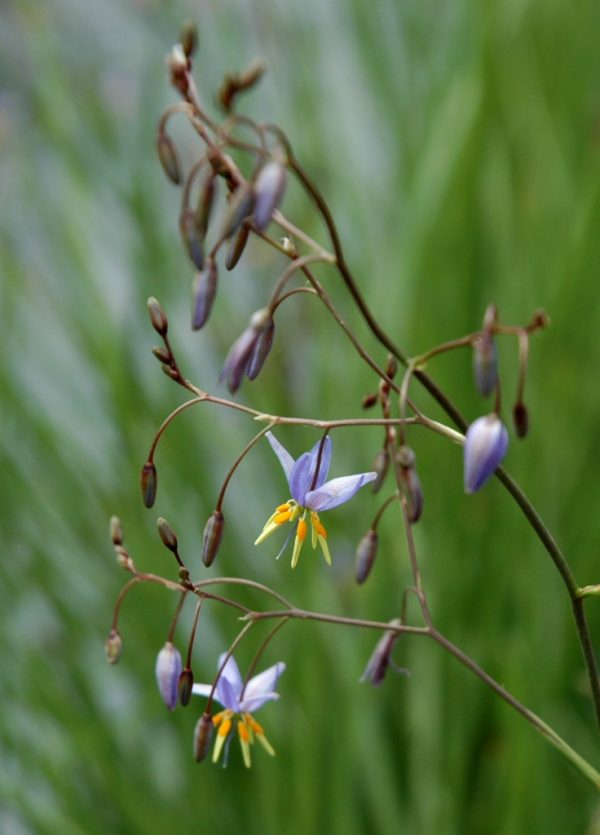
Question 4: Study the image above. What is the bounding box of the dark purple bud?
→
[246,317,275,380]
[178,667,194,706]
[193,712,214,762]
[361,392,378,409]
[195,176,217,239]
[220,309,273,393]
[156,130,182,185]
[155,642,183,710]
[141,462,158,508]
[220,183,255,240]
[225,222,250,271]
[252,161,287,232]
[152,345,172,365]
[157,517,178,552]
[513,401,529,439]
[105,629,123,665]
[371,448,389,494]
[361,622,401,686]
[404,467,424,523]
[180,20,198,59]
[472,332,498,397]
[110,516,123,547]
[202,510,225,567]
[355,529,378,584]
[147,297,168,337]
[180,208,205,270]
[191,258,218,330]
[385,354,398,380]
[464,414,509,493]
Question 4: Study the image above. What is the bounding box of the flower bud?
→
[246,317,275,381]
[195,176,217,238]
[193,712,214,762]
[371,448,389,494]
[180,208,205,270]
[361,392,378,409]
[385,354,398,380]
[513,401,529,439]
[220,183,255,240]
[355,529,378,584]
[191,258,218,330]
[105,629,123,665]
[156,130,182,185]
[237,58,267,91]
[110,516,124,547]
[472,332,498,397]
[114,545,133,570]
[202,510,225,567]
[155,642,183,710]
[225,222,250,271]
[180,20,198,59]
[152,345,172,365]
[464,414,509,493]
[141,461,158,508]
[147,297,168,337]
[166,44,189,96]
[403,467,424,523]
[252,161,287,232]
[361,621,402,686]
[179,667,194,706]
[157,517,178,552]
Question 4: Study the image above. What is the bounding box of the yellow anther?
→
[276,502,291,512]
[218,717,232,738]
[238,720,252,768]
[311,511,327,539]
[245,714,264,735]
[274,511,292,524]
[297,518,307,541]
[238,720,251,743]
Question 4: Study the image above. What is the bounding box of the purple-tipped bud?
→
[252,161,287,232]
[220,308,271,393]
[361,623,402,686]
[110,516,124,547]
[157,517,178,552]
[220,183,255,240]
[178,667,194,706]
[472,332,498,397]
[513,401,529,439]
[152,345,172,365]
[180,208,205,270]
[371,448,389,494]
[180,20,198,59]
[225,223,250,271]
[156,130,182,185]
[141,462,158,508]
[191,258,218,330]
[246,317,275,380]
[195,176,217,238]
[202,510,224,567]
[355,529,379,584]
[464,414,509,493]
[193,712,214,762]
[147,297,168,337]
[105,629,123,665]
[155,642,183,710]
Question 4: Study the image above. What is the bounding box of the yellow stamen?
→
[238,720,252,768]
[274,511,292,524]
[276,502,291,512]
[218,717,232,738]
[318,535,332,565]
[291,517,307,569]
[245,714,264,735]
[297,518,307,541]
[212,715,233,763]
[255,732,275,756]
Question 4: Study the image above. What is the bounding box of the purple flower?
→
[255,432,377,567]
[155,642,183,711]
[464,414,509,493]
[192,653,285,767]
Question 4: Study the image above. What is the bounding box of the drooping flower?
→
[155,641,183,710]
[255,432,377,568]
[463,414,509,493]
[192,653,285,767]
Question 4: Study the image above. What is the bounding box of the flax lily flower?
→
[256,432,377,568]
[192,653,285,768]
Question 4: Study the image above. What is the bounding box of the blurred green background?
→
[2,0,600,832]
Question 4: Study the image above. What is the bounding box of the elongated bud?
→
[179,667,194,706]
[395,446,424,523]
[157,517,178,552]
[202,511,224,567]
[114,545,133,571]
[147,297,168,337]
[195,176,217,238]
[155,642,183,710]
[483,303,498,329]
[355,529,378,584]
[156,130,181,185]
[464,414,509,493]
[191,258,218,330]
[166,44,189,96]
[371,448,389,494]
[193,712,214,762]
[141,462,158,508]
[252,161,287,232]
[217,59,266,112]
[180,208,204,270]
[361,392,378,409]
[180,20,198,59]
[361,621,402,686]
[110,516,124,547]
[225,222,250,271]
[385,354,398,380]
[152,345,172,365]
[513,401,529,439]
[220,183,255,240]
[246,318,274,381]
[105,629,123,665]
[472,332,498,397]
[237,58,267,90]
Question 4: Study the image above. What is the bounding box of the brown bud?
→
[141,462,158,508]
[110,516,123,547]
[157,517,178,552]
[237,58,267,91]
[180,20,198,59]
[193,712,214,762]
[179,208,204,270]
[195,176,217,239]
[105,629,123,665]
[472,332,498,397]
[361,622,403,686]
[371,449,389,494]
[513,401,529,438]
[385,354,398,380]
[152,345,172,365]
[179,667,194,706]
[114,545,132,570]
[225,222,250,271]
[355,529,378,584]
[202,510,224,567]
[166,45,190,97]
[529,309,550,330]
[147,297,168,337]
[220,183,255,240]
[156,130,182,185]
[191,258,218,330]
[361,392,378,409]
